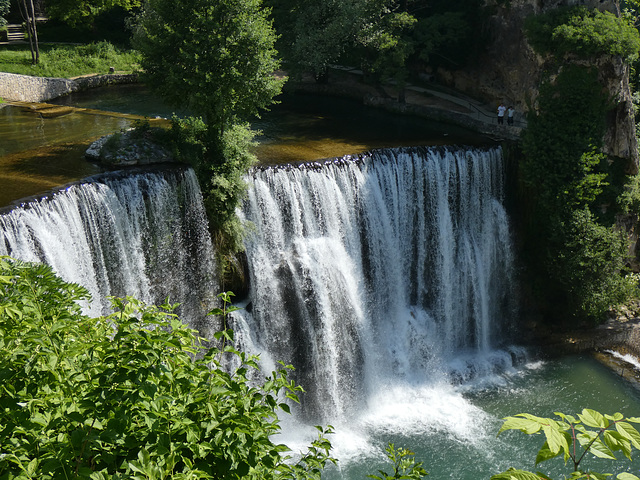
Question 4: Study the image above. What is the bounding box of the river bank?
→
[0,71,138,103]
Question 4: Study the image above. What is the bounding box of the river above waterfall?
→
[0,84,494,207]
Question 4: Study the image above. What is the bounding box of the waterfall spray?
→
[236,146,519,423]
[0,168,218,329]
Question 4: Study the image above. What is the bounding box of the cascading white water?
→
[236,146,521,424]
[0,168,218,329]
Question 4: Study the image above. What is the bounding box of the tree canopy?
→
[46,0,141,28]
[267,0,486,83]
[134,0,284,132]
[524,6,640,62]
[134,0,285,260]
[0,0,9,27]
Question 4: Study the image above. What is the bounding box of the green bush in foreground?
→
[492,408,640,480]
[0,258,335,479]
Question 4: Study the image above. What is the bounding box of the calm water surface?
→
[0,84,494,206]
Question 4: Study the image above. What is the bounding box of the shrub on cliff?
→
[520,64,636,324]
[525,6,640,62]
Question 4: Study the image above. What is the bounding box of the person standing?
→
[497,103,506,125]
[507,106,515,126]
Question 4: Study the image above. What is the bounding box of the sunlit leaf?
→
[579,409,608,429]
[616,422,640,450]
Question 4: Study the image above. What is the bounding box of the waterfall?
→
[236,146,520,424]
[0,167,217,329]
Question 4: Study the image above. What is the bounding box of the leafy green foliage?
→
[492,409,640,480]
[553,208,636,322]
[412,12,469,64]
[46,0,141,28]
[0,257,336,479]
[269,0,488,79]
[518,64,634,324]
[270,0,371,80]
[368,444,428,480]
[358,8,417,96]
[0,42,140,77]
[134,0,283,261]
[167,117,256,258]
[524,6,640,62]
[134,0,284,131]
[0,0,9,27]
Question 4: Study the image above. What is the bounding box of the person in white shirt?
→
[497,103,506,124]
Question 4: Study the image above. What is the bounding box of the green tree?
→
[269,0,417,87]
[46,0,142,28]
[0,0,9,27]
[524,6,640,62]
[134,0,284,257]
[492,409,640,480]
[135,0,283,134]
[0,257,336,479]
[357,6,417,101]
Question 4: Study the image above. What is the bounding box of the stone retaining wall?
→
[0,72,138,102]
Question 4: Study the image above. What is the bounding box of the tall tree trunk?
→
[21,0,38,64]
[28,0,39,64]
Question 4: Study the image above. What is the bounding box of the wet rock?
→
[85,129,174,167]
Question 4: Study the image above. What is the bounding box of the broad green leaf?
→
[606,413,624,422]
[587,437,617,460]
[543,424,569,455]
[617,422,640,450]
[535,441,562,465]
[604,430,631,459]
[579,409,608,429]
[491,468,544,480]
[26,457,38,476]
[618,473,640,480]
[498,416,544,436]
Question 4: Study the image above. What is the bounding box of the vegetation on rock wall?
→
[521,7,640,324]
[525,6,640,62]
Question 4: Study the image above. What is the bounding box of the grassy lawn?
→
[0,42,140,78]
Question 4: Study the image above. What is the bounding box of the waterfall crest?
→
[0,168,217,326]
[237,146,519,423]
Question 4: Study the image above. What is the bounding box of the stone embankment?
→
[529,311,640,385]
[286,68,524,141]
[0,72,138,103]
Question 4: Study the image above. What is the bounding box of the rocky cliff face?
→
[437,0,638,173]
